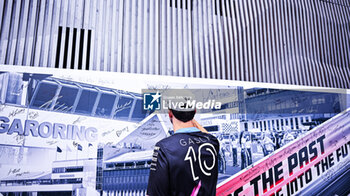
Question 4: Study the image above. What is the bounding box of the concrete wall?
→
[0,0,349,88]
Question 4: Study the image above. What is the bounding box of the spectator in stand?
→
[282,130,295,146]
[231,134,238,167]
[260,132,275,156]
[240,132,252,169]
[218,137,226,174]
[245,133,252,165]
[274,129,283,149]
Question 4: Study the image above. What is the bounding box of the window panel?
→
[75,88,98,115]
[95,93,116,118]
[113,96,134,120]
[31,82,58,109]
[53,85,79,112]
[5,73,23,105]
[131,99,147,121]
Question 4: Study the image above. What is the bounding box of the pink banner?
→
[216,110,350,196]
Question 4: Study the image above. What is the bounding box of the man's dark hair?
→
[170,109,195,123]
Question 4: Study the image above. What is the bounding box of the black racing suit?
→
[147,127,219,196]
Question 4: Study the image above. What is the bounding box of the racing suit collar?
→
[175,127,200,134]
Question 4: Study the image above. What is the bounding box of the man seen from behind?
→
[147,97,220,196]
